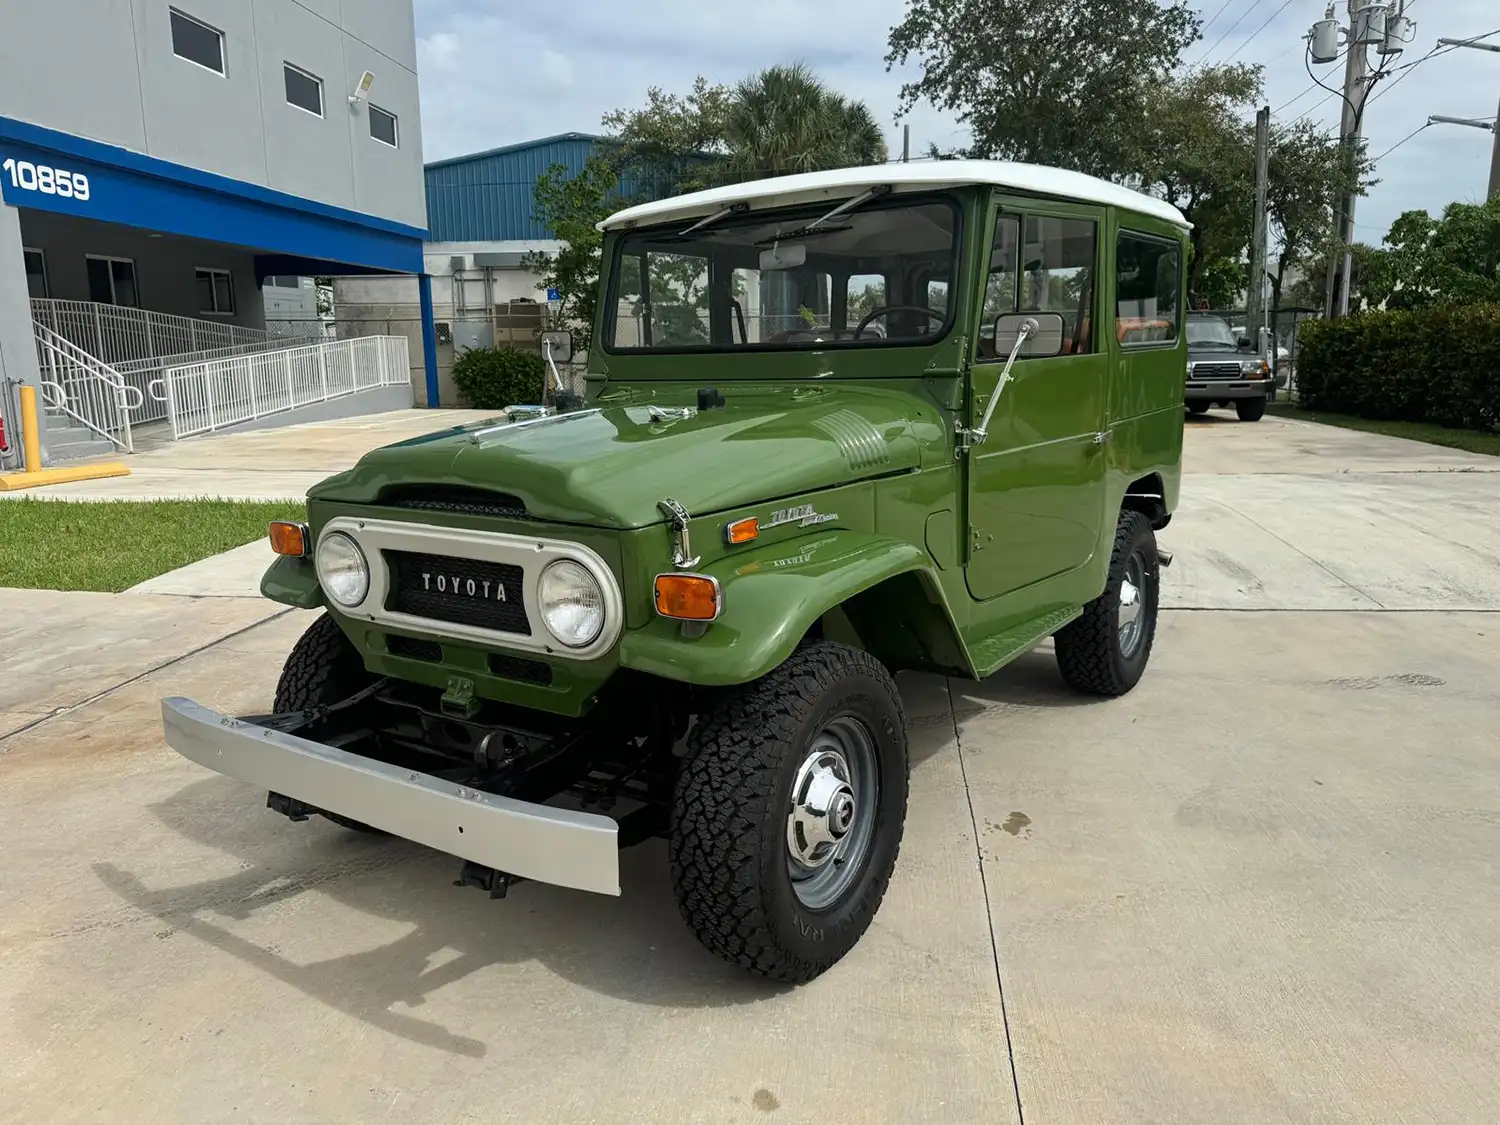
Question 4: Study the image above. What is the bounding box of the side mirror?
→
[993,312,1066,358]
[540,330,573,364]
[1237,336,1254,350]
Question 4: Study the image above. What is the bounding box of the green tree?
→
[1128,64,1263,298]
[887,0,1201,177]
[601,76,732,196]
[522,156,619,354]
[1285,242,1386,310]
[723,63,888,181]
[1198,257,1248,310]
[1367,198,1500,311]
[1266,121,1374,312]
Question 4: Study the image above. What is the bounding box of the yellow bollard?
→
[20,384,42,472]
[0,382,131,491]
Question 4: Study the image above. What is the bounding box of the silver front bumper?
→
[160,697,620,896]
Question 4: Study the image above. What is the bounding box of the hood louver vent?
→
[379,485,531,521]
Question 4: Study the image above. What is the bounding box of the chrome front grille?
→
[1192,362,1243,380]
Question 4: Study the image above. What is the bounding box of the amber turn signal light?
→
[725,517,759,545]
[654,573,723,621]
[269,521,309,557]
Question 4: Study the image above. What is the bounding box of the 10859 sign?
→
[2,158,91,201]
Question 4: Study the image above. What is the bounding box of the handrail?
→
[32,323,135,453]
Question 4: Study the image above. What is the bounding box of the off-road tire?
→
[1054,510,1160,697]
[272,614,381,833]
[1236,397,1267,422]
[1187,403,1210,416]
[669,642,909,983]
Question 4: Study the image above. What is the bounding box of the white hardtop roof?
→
[598,160,1190,232]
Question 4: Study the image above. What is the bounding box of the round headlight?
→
[538,559,605,648]
[315,531,369,607]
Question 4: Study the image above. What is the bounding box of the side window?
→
[1116,231,1181,346]
[977,216,1020,359]
[1021,216,1098,355]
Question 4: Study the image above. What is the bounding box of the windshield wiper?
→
[754,223,853,246]
[678,202,750,237]
[805,184,891,231]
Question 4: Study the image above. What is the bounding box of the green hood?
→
[310,386,944,528]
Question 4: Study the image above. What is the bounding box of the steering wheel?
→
[853,305,945,340]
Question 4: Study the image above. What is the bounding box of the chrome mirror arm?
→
[971,318,1036,445]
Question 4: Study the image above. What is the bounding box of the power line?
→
[1223,0,1299,64]
[1368,26,1500,105]
[1197,0,1272,64]
[1374,122,1430,160]
[1199,0,1241,41]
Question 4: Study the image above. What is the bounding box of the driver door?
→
[964,201,1109,602]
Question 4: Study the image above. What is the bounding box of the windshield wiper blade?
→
[753,223,853,246]
[678,202,750,237]
[804,184,892,231]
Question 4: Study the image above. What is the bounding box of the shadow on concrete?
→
[95,776,787,1058]
[950,648,1108,716]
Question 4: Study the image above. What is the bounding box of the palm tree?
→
[722,63,888,183]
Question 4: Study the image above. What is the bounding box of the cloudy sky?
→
[412,0,1499,244]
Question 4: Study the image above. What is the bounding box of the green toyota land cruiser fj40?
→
[162,162,1188,983]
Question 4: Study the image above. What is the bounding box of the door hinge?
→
[1093,429,1113,445]
[969,524,993,554]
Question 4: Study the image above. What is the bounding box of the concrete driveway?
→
[2,413,1498,1124]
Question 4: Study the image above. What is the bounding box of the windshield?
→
[605,196,959,353]
[1186,316,1238,348]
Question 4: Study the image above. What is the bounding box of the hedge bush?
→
[450,346,546,410]
[1297,303,1500,433]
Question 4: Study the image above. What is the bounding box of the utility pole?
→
[1246,105,1272,353]
[902,124,911,164]
[1429,38,1500,201]
[1308,1,1413,318]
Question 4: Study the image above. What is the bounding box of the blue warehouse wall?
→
[424,133,687,243]
[425,133,599,242]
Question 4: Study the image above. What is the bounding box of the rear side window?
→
[1116,231,1181,346]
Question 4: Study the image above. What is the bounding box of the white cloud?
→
[412,0,1497,243]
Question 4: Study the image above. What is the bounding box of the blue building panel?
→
[425,133,600,242]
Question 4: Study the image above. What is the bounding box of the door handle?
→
[1092,430,1113,445]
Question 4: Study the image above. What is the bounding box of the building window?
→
[23,248,48,299]
[170,9,225,76]
[268,275,302,289]
[1116,231,1181,346]
[195,268,235,315]
[86,256,139,307]
[368,104,399,148]
[283,64,323,117]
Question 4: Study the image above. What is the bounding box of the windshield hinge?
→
[953,419,977,459]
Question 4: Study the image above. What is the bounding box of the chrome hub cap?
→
[786,717,879,910]
[1118,553,1146,658]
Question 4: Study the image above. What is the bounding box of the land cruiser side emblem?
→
[423,572,506,601]
[765,504,837,530]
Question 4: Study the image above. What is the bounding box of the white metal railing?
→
[33,324,140,453]
[31,298,270,366]
[164,335,410,439]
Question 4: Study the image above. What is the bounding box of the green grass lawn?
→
[1267,403,1500,458]
[0,499,305,592]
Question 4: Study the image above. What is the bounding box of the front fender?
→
[617,530,959,687]
[260,554,325,610]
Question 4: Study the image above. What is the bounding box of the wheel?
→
[1054,510,1160,697]
[1235,397,1266,422]
[669,642,909,983]
[1187,403,1210,416]
[273,613,381,833]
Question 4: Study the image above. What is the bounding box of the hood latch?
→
[657,498,701,569]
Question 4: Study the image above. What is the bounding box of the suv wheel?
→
[1054,510,1161,697]
[1236,397,1267,422]
[273,614,381,833]
[669,642,909,983]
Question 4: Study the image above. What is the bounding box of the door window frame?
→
[973,195,1105,364]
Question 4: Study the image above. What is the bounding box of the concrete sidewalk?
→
[0,409,495,502]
